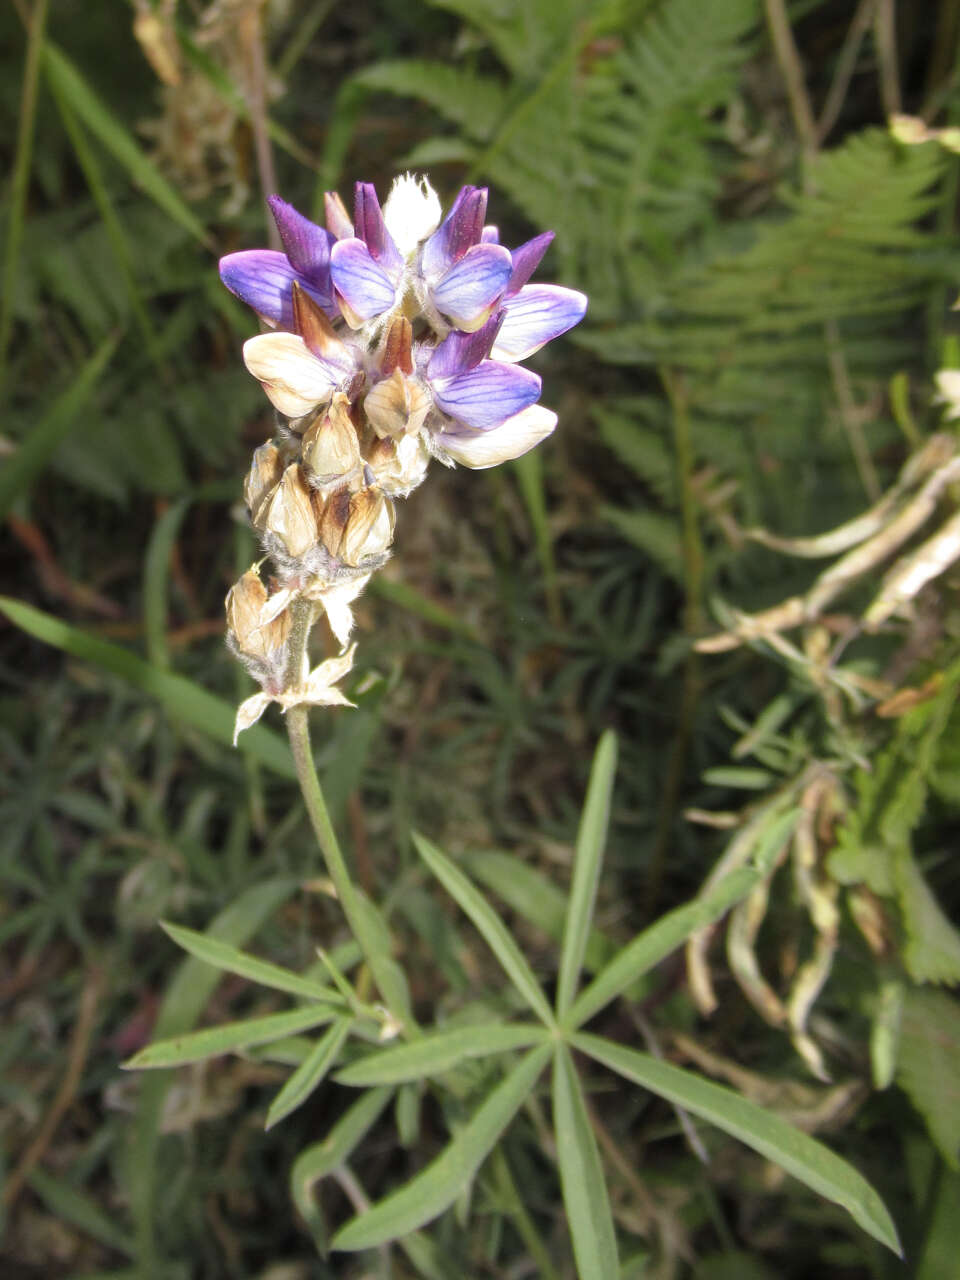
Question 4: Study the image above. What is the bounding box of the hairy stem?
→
[283,601,364,947]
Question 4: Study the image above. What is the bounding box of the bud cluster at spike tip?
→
[220,175,587,738]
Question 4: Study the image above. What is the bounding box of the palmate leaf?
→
[332,1043,553,1250]
[573,1033,900,1254]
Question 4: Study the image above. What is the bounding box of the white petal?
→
[243,332,337,417]
[233,693,272,743]
[313,578,370,648]
[383,173,441,258]
[437,405,557,470]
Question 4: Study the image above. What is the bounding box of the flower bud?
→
[244,442,284,526]
[366,432,430,497]
[225,569,291,666]
[341,484,396,566]
[301,393,361,487]
[260,463,319,559]
[364,368,432,440]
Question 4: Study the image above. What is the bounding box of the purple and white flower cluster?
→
[221,175,585,736]
[221,174,586,472]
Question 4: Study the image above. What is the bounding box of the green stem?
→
[284,601,362,932]
[283,599,412,1026]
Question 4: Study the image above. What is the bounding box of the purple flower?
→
[220,195,339,327]
[480,227,588,362]
[330,179,512,332]
[424,313,541,430]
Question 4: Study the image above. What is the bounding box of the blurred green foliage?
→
[2,0,960,1276]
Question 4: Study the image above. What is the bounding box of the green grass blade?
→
[567,866,760,1029]
[131,878,298,1269]
[552,1045,619,1279]
[0,333,119,521]
[556,731,618,1018]
[573,1032,901,1256]
[43,41,212,247]
[124,1004,338,1069]
[0,597,294,778]
[143,499,191,668]
[336,1023,548,1086]
[265,1018,352,1130]
[160,921,340,1003]
[0,0,50,395]
[47,78,164,368]
[333,1043,552,1250]
[291,1086,394,1251]
[412,833,555,1026]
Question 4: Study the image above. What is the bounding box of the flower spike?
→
[221,172,586,738]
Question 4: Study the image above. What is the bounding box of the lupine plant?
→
[123,175,900,1275]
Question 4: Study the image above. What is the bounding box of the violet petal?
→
[353,182,403,276]
[493,285,588,362]
[427,312,504,379]
[219,250,332,327]
[506,231,555,296]
[421,186,487,277]
[267,196,334,295]
[432,243,512,329]
[432,360,541,430]
[330,238,398,321]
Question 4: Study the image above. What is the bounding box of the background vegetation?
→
[1,0,959,1276]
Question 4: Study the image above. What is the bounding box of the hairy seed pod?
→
[261,464,319,559]
[366,433,430,498]
[225,569,291,664]
[301,393,361,487]
[364,368,432,440]
[244,442,284,526]
[341,486,396,566]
